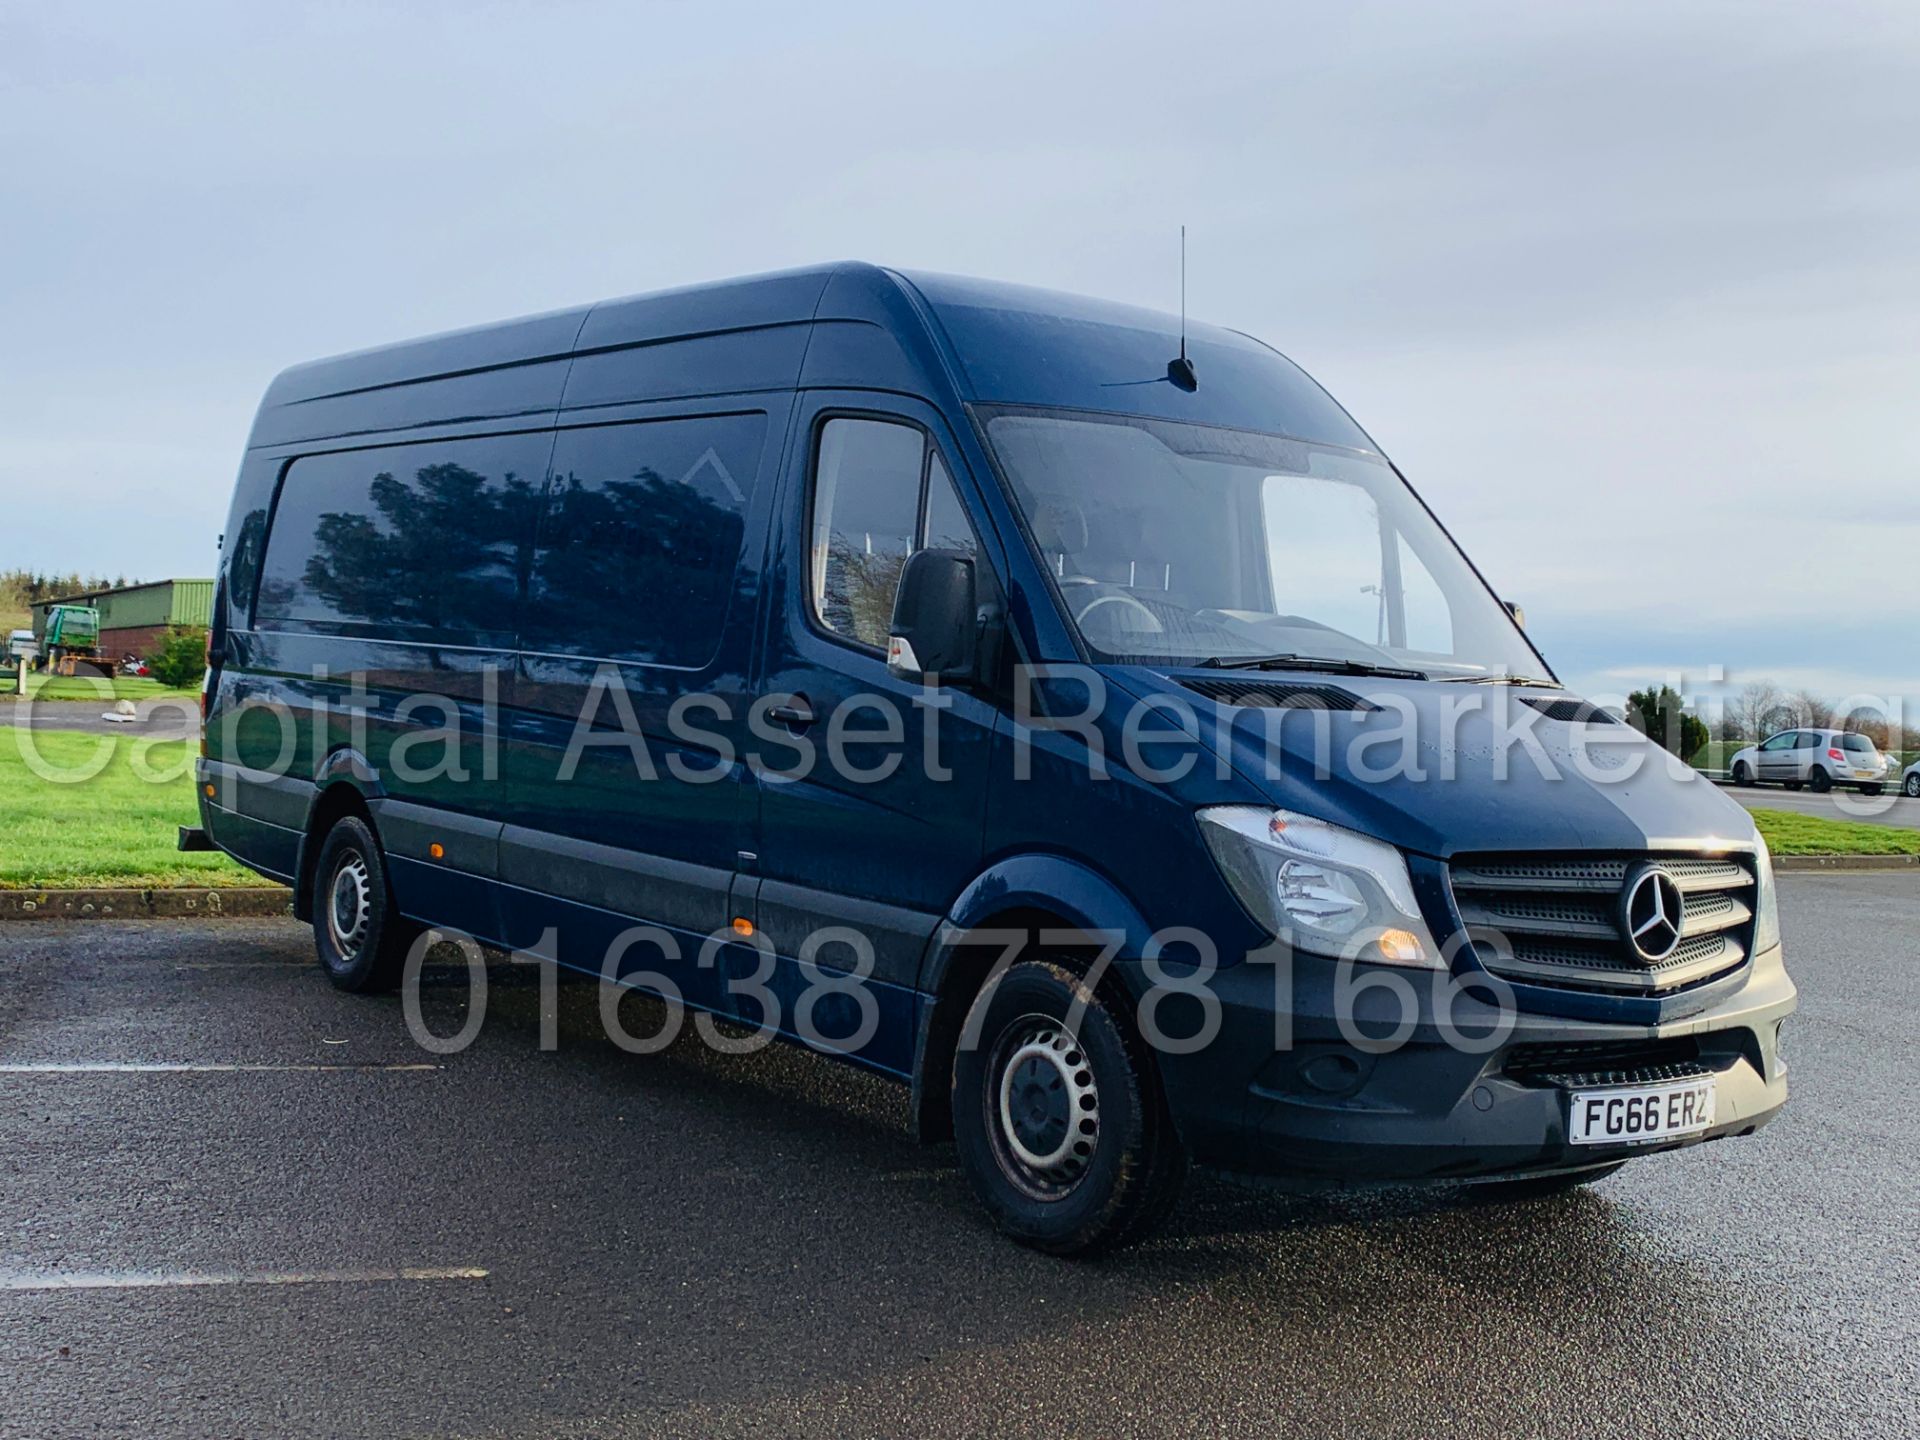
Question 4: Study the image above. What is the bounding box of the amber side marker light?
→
[429,843,445,860]
[1377,929,1425,965]
[202,783,215,798]
[731,917,754,937]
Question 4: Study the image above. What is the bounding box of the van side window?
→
[811,419,978,649]
[255,432,550,642]
[922,453,979,557]
[524,413,767,667]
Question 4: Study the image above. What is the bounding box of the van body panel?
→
[201,263,1792,1204]
[498,824,733,939]
[930,854,1170,982]
[496,392,794,954]
[1099,665,1758,861]
[895,268,1376,450]
[248,306,587,451]
[751,389,998,990]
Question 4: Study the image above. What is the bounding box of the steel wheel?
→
[951,959,1184,1254]
[987,1015,1101,1200]
[309,814,410,992]
[326,850,372,962]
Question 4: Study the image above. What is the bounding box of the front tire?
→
[952,959,1184,1255]
[310,815,412,993]
[1906,773,1920,799]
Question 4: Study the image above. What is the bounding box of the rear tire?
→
[1466,1161,1625,1202]
[310,815,412,993]
[952,959,1185,1255]
[1809,767,1833,794]
[1862,784,1884,797]
[1730,761,1751,787]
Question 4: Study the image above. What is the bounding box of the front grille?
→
[1505,1035,1701,1085]
[1451,851,1755,995]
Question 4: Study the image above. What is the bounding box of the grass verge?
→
[1,671,200,702]
[1749,808,1920,858]
[1,729,275,889]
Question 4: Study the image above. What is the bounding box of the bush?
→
[146,626,208,688]
[1627,684,1710,760]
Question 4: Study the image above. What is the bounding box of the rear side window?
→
[255,432,550,643]
[810,418,978,650]
[523,412,767,667]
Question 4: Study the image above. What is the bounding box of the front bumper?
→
[1145,946,1795,1186]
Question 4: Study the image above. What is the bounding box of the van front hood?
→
[1104,667,1761,860]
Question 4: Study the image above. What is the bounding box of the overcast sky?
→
[3,1,1915,711]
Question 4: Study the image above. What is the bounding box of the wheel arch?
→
[907,855,1157,1145]
[291,751,384,922]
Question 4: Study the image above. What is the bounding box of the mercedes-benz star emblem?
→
[1622,865,1685,964]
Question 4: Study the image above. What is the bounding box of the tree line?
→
[1712,679,1916,750]
[2,569,143,613]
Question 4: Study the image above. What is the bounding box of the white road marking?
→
[0,1266,489,1293]
[0,1062,441,1074]
[171,961,307,970]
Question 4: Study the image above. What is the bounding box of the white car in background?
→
[1728,728,1890,794]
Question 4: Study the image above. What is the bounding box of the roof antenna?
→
[1167,225,1197,391]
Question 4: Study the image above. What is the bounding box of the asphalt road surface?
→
[0,695,198,741]
[1725,782,1920,830]
[2,875,1915,1438]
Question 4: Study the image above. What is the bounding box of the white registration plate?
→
[1568,1076,1716,1146]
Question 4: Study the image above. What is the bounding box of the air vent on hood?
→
[1518,696,1619,725]
[1179,678,1380,713]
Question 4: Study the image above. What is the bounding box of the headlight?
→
[1753,836,1780,955]
[1198,806,1441,967]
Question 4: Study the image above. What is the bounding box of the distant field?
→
[0,729,270,889]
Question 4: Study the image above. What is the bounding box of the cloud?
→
[1,0,1914,709]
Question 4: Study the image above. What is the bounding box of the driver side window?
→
[810,417,978,650]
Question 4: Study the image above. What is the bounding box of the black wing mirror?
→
[1503,599,1526,631]
[888,549,977,683]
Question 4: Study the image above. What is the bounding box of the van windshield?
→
[980,407,1549,678]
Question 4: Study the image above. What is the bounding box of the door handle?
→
[767,696,815,731]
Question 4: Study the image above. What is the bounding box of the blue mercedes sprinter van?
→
[198,264,1793,1253]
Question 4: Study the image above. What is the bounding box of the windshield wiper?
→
[1432,673,1562,688]
[1194,652,1429,680]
